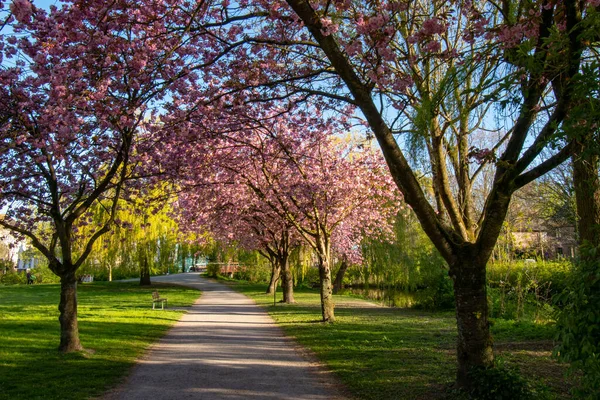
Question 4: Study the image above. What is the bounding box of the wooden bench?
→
[152,290,167,310]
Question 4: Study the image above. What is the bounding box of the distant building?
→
[17,244,40,270]
[0,224,40,270]
[0,226,21,266]
[511,222,577,259]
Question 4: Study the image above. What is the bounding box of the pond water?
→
[341,287,419,308]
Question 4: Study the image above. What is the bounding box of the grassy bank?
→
[0,281,200,400]
[226,281,572,400]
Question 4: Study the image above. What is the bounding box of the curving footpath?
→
[103,273,347,400]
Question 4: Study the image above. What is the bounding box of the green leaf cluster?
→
[455,359,549,400]
[554,246,600,399]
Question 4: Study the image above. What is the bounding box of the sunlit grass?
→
[227,281,571,400]
[0,281,200,400]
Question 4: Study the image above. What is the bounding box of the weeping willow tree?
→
[289,245,315,286]
[356,211,446,292]
[76,192,182,283]
[176,238,206,273]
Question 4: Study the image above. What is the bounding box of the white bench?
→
[152,290,167,310]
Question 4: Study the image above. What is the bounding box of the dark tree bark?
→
[58,272,83,352]
[266,260,281,294]
[280,253,295,303]
[450,251,494,385]
[258,229,294,300]
[140,255,151,286]
[332,258,348,294]
[573,149,600,252]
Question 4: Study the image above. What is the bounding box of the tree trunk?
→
[58,273,83,352]
[573,151,600,251]
[450,254,494,385]
[332,258,349,294]
[280,253,295,304]
[108,264,112,282]
[266,261,281,295]
[318,255,335,322]
[140,255,151,286]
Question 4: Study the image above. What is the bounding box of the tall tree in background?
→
[570,67,600,252]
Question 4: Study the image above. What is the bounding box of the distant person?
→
[26,269,33,284]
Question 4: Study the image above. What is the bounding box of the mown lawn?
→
[226,281,573,400]
[0,281,200,400]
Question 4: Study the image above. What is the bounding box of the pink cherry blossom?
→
[10,0,33,23]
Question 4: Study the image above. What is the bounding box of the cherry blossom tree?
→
[0,0,211,352]
[269,136,399,321]
[177,177,301,303]
[171,0,599,384]
[164,104,400,321]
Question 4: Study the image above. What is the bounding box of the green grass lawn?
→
[0,281,200,400]
[226,281,572,400]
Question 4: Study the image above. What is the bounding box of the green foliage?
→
[0,252,59,285]
[232,249,271,283]
[233,263,271,283]
[554,247,600,399]
[457,360,549,400]
[0,269,25,285]
[290,245,314,285]
[295,266,320,289]
[206,263,221,277]
[73,192,206,281]
[488,260,572,321]
[414,273,455,310]
[0,259,14,270]
[31,264,60,284]
[488,287,554,322]
[353,211,446,291]
[559,59,600,156]
[488,260,572,296]
[491,319,556,342]
[332,210,452,309]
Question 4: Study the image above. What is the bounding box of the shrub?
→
[0,270,25,285]
[206,263,221,278]
[31,265,60,284]
[233,264,271,283]
[554,246,600,399]
[455,360,549,400]
[488,260,572,297]
[414,273,455,310]
[486,260,572,321]
[295,267,320,289]
[0,259,14,271]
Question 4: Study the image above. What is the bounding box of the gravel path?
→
[103,273,347,400]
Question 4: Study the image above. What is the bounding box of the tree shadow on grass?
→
[0,318,180,400]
